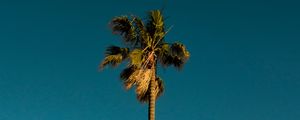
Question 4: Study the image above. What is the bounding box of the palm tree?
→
[100,10,190,120]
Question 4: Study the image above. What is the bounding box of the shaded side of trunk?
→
[148,61,156,120]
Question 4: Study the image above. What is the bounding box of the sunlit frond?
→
[137,87,150,103]
[129,48,144,67]
[121,67,152,91]
[100,54,123,69]
[135,69,152,102]
[100,46,129,69]
[120,65,137,89]
[149,10,164,32]
[146,10,165,45]
[110,16,137,44]
[137,75,164,103]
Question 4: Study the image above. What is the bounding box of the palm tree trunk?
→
[148,63,156,120]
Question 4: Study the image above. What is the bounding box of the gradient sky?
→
[0,0,300,120]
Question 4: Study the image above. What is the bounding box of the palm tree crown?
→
[100,10,190,119]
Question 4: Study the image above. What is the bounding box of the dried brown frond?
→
[120,66,137,89]
[136,75,164,103]
[135,69,152,95]
[135,69,152,102]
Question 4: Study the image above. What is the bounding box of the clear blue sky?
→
[0,0,300,120]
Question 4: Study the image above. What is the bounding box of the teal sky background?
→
[1,0,300,120]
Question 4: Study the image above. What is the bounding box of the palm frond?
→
[110,16,137,44]
[135,69,152,102]
[105,45,129,57]
[156,43,173,66]
[156,43,170,57]
[99,54,123,69]
[171,56,185,68]
[137,87,150,103]
[100,45,129,69]
[146,10,165,45]
[120,65,138,89]
[134,17,146,33]
[154,76,164,99]
[171,42,190,60]
[136,75,164,103]
[150,10,164,31]
[129,48,144,67]
[156,42,190,69]
[133,17,151,48]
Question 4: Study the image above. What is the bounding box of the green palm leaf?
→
[99,45,129,69]
[129,48,144,67]
[110,16,137,44]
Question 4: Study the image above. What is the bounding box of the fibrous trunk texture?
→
[148,55,156,120]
